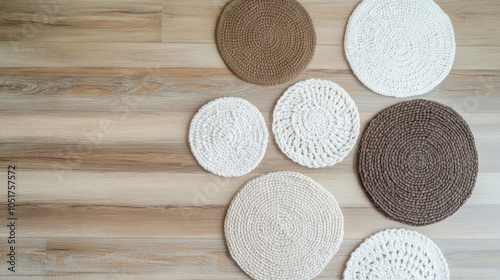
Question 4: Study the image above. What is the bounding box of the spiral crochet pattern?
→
[357,99,478,226]
[344,229,450,280]
[345,0,455,97]
[273,79,360,168]
[225,171,344,280]
[216,0,316,85]
[189,97,268,177]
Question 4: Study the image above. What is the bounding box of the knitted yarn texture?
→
[189,97,268,177]
[343,229,450,280]
[345,0,455,97]
[216,0,316,85]
[357,99,478,226]
[225,171,344,280]
[273,79,360,168]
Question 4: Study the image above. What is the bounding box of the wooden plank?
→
[440,0,500,46]
[0,140,498,173]
[162,0,500,46]
[41,238,500,279]
[0,0,163,42]
[0,238,45,278]
[0,109,498,143]
[1,204,498,239]
[9,169,372,207]
[0,69,498,113]
[7,169,500,208]
[1,43,499,70]
[0,42,224,68]
[43,238,245,279]
[0,238,498,279]
[0,237,497,279]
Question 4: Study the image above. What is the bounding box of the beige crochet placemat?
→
[225,171,344,280]
[216,0,316,85]
[357,99,478,226]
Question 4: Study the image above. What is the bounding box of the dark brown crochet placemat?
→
[357,99,478,226]
[216,0,316,85]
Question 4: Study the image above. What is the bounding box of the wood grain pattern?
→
[1,43,500,69]
[1,204,499,239]
[163,0,500,46]
[0,238,499,279]
[0,0,163,42]
[0,0,499,279]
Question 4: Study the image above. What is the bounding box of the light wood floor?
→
[0,0,499,279]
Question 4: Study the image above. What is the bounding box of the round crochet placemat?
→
[343,229,450,280]
[345,0,455,97]
[273,79,360,168]
[225,171,344,280]
[216,0,316,85]
[357,99,478,226]
[189,97,268,177]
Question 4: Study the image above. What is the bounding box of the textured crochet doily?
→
[273,79,360,168]
[357,99,478,226]
[344,229,450,280]
[345,0,455,97]
[216,0,316,85]
[225,171,344,280]
[189,97,268,177]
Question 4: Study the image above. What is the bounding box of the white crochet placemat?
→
[345,0,455,97]
[273,79,360,168]
[189,97,268,177]
[225,171,344,280]
[343,229,450,280]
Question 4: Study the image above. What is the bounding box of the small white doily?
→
[189,97,268,177]
[273,79,360,168]
[343,229,450,280]
[225,171,344,280]
[345,0,455,97]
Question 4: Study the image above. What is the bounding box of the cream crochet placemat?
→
[189,97,268,177]
[273,79,360,168]
[343,229,450,280]
[225,171,344,280]
[345,0,455,97]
